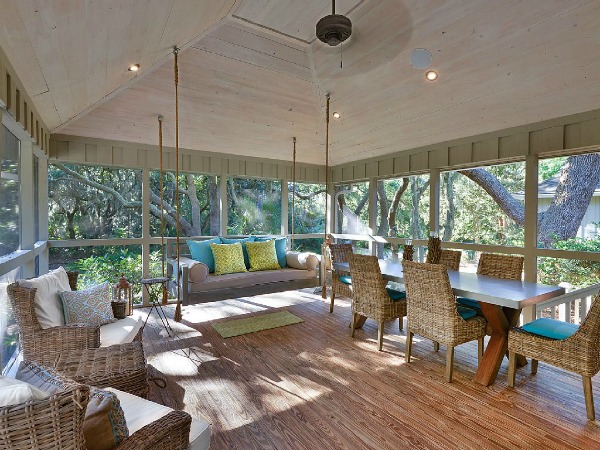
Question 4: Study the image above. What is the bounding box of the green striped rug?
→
[212,310,304,338]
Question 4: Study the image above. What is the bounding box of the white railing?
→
[535,283,600,325]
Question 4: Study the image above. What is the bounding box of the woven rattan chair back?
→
[348,254,388,308]
[0,379,89,450]
[349,254,407,350]
[477,253,523,280]
[438,249,462,271]
[402,261,459,332]
[6,272,102,366]
[328,244,354,312]
[329,244,353,264]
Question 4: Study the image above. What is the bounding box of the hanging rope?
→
[158,114,169,305]
[173,46,182,322]
[322,93,331,299]
[291,137,296,249]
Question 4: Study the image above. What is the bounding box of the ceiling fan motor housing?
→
[316,14,352,46]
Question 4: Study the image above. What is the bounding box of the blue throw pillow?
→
[220,236,255,269]
[254,237,287,267]
[187,237,221,273]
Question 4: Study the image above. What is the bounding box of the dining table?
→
[333,259,565,386]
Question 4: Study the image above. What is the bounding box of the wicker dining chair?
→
[402,261,486,382]
[1,363,191,450]
[457,253,524,311]
[329,243,354,313]
[349,254,407,351]
[508,291,600,420]
[438,249,462,271]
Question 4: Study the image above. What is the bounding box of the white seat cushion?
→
[99,316,143,347]
[106,387,211,450]
[0,376,48,407]
[20,267,72,329]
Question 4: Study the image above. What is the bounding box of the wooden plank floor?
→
[139,290,600,450]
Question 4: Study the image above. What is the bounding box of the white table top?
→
[334,260,565,310]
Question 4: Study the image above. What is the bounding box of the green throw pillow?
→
[220,236,255,269]
[209,242,247,275]
[255,237,287,267]
[246,240,281,271]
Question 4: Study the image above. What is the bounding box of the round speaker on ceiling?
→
[410,48,432,69]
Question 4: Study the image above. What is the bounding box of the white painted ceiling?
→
[0,0,599,165]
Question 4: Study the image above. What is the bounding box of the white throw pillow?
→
[20,267,72,329]
[0,376,49,407]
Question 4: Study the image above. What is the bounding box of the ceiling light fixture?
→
[332,112,341,119]
[425,70,438,81]
[128,64,140,72]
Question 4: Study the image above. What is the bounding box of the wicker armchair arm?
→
[25,324,100,366]
[114,410,192,450]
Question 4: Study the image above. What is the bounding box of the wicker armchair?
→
[402,261,486,382]
[438,249,462,271]
[349,254,407,351]
[508,291,600,420]
[1,363,191,450]
[329,243,354,313]
[7,272,103,367]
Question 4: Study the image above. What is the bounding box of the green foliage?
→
[440,162,525,248]
[378,176,430,239]
[227,178,282,235]
[538,236,600,288]
[539,157,567,182]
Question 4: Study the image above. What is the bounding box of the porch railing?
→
[535,283,600,325]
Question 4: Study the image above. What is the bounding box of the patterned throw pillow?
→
[255,237,288,267]
[60,282,116,326]
[220,236,255,269]
[84,388,129,450]
[245,240,281,272]
[209,242,247,275]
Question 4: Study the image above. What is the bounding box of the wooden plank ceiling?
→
[1,0,599,166]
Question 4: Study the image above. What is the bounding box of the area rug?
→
[212,310,304,338]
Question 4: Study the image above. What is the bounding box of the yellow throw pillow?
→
[245,240,281,272]
[209,242,247,275]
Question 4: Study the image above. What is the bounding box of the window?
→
[0,126,20,257]
[0,268,20,373]
[227,178,281,235]
[376,175,430,239]
[150,172,220,237]
[334,182,370,235]
[440,162,525,247]
[288,182,325,240]
[536,153,600,251]
[49,245,144,302]
[48,164,142,239]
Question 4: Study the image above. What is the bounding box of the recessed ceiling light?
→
[332,112,341,119]
[128,64,140,72]
[425,70,438,81]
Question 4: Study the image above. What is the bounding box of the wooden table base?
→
[474,304,523,386]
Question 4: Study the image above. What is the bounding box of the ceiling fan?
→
[316,0,352,47]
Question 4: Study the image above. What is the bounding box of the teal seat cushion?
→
[338,275,352,285]
[521,318,579,340]
[220,236,256,269]
[386,288,406,301]
[255,237,287,268]
[457,305,477,320]
[187,237,221,273]
[457,297,481,310]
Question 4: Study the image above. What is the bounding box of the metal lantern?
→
[114,273,133,316]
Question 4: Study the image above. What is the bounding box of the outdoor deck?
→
[141,290,600,449]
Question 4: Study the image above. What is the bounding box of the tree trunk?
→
[458,167,525,226]
[538,154,600,247]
